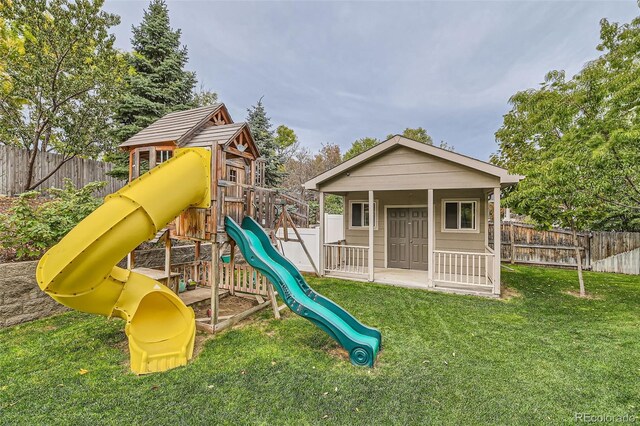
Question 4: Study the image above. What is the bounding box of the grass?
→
[1,265,639,425]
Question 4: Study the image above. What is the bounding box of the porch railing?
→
[433,250,494,287]
[484,245,495,285]
[324,243,369,276]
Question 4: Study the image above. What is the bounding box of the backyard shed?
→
[304,135,522,296]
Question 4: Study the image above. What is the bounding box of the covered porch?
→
[319,188,501,297]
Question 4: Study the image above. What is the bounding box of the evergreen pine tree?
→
[108,0,197,179]
[246,98,284,187]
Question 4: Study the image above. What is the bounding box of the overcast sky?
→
[103,0,638,160]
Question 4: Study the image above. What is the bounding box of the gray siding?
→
[341,189,487,268]
[322,146,500,192]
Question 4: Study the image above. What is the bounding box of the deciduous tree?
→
[0,0,126,191]
[343,137,379,161]
[388,127,433,144]
[494,10,640,232]
[274,124,300,164]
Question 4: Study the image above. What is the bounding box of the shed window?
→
[229,169,237,182]
[349,201,377,229]
[442,200,478,232]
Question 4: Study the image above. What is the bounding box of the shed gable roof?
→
[119,103,232,148]
[304,136,522,190]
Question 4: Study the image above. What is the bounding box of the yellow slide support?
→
[36,148,211,374]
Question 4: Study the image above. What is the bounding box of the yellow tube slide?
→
[36,148,211,374]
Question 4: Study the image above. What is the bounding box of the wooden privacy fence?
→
[590,232,640,275]
[0,145,124,197]
[489,221,640,274]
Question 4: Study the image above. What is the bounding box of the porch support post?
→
[318,191,325,277]
[368,190,375,282]
[484,191,489,248]
[427,189,434,288]
[493,187,501,295]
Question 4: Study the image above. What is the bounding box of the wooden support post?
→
[319,192,325,277]
[493,187,501,295]
[273,207,285,237]
[282,203,289,242]
[427,189,434,288]
[164,235,173,293]
[127,251,135,270]
[194,241,201,284]
[268,230,278,248]
[267,281,281,319]
[211,243,220,328]
[210,144,219,232]
[132,149,140,179]
[368,190,374,282]
[249,159,256,217]
[128,150,134,182]
[286,210,319,275]
[229,240,236,296]
[149,147,157,169]
[510,220,515,264]
[485,191,489,249]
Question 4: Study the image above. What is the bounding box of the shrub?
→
[0,179,106,261]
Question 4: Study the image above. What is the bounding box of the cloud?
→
[104,0,639,160]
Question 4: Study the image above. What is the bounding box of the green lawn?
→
[1,265,639,425]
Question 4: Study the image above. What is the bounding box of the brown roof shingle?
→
[119,104,223,148]
[186,123,245,146]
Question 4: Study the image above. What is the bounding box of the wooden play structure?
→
[37,103,380,373]
[118,104,312,333]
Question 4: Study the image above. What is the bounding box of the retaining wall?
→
[0,261,68,327]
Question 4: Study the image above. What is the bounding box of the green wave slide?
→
[225,216,381,367]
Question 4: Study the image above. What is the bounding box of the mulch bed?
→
[191,294,258,320]
[0,195,48,215]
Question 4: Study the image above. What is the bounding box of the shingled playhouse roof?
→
[119,104,230,148]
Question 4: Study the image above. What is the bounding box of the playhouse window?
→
[349,201,377,229]
[156,150,172,164]
[443,200,478,232]
[229,169,237,182]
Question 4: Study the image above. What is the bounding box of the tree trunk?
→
[24,146,39,191]
[24,125,50,191]
[27,155,76,190]
[572,226,585,297]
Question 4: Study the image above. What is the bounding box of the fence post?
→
[587,233,592,270]
[510,221,515,264]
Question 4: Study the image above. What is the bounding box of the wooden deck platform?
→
[132,267,181,281]
[179,287,229,306]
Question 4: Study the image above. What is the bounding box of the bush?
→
[308,195,344,225]
[0,179,106,261]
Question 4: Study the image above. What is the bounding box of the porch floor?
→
[325,268,497,298]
